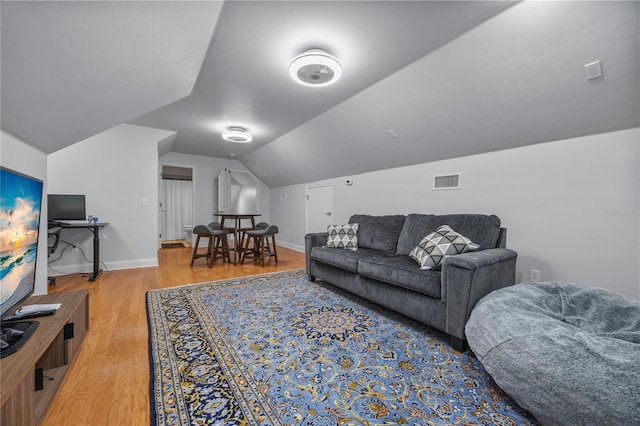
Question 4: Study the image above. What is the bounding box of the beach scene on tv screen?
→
[0,169,42,310]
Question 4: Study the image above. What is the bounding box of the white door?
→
[306,184,335,233]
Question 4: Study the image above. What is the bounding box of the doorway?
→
[306,184,335,233]
[159,165,194,248]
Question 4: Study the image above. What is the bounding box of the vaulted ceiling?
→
[2,1,638,187]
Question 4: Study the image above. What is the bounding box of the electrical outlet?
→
[529,269,541,282]
[72,246,79,253]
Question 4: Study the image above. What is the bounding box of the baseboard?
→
[106,258,159,270]
[277,241,304,252]
[49,258,158,276]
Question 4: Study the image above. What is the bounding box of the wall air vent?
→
[433,173,461,190]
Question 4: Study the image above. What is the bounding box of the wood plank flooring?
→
[42,244,306,425]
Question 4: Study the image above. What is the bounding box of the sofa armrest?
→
[441,248,517,341]
[304,232,327,279]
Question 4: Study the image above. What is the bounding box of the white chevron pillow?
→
[409,225,480,270]
[326,223,359,250]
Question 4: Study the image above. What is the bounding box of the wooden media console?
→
[1,290,89,425]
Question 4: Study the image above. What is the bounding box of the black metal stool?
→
[240,224,278,267]
[190,225,230,267]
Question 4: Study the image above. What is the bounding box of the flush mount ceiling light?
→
[221,127,252,143]
[289,49,342,87]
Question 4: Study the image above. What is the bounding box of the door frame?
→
[305,183,335,234]
[159,163,195,248]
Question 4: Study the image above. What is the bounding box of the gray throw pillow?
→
[409,225,480,269]
[326,223,359,250]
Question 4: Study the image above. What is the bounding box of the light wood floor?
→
[42,244,305,425]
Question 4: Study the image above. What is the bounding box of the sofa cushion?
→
[409,225,480,270]
[311,247,385,273]
[358,255,442,298]
[396,214,501,255]
[396,214,439,255]
[326,223,359,250]
[348,214,406,254]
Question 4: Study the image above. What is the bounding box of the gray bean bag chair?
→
[465,281,640,425]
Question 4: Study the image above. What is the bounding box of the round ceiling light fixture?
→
[289,49,342,87]
[221,127,253,143]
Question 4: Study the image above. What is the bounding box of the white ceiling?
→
[1,1,224,153]
[244,0,640,186]
[2,1,638,188]
[129,1,517,158]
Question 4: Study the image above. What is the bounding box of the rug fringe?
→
[146,268,306,294]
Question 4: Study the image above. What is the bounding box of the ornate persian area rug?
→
[146,269,536,425]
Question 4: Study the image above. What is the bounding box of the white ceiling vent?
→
[433,173,461,190]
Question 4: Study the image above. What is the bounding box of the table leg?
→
[234,217,241,265]
[89,226,100,282]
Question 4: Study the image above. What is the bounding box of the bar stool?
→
[254,222,269,230]
[240,224,278,267]
[208,222,245,265]
[209,221,237,264]
[190,225,230,267]
[208,221,234,233]
[236,220,256,255]
[235,221,261,249]
[237,222,268,261]
[212,228,232,265]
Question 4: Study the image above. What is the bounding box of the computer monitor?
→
[48,194,86,221]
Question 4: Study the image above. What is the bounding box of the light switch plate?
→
[584,60,603,80]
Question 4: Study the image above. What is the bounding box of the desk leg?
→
[89,227,101,281]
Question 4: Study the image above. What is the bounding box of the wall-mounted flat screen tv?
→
[48,194,86,221]
[0,167,43,318]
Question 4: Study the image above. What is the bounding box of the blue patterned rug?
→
[146,269,536,425]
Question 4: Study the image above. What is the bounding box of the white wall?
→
[270,184,308,251]
[47,124,173,273]
[271,128,640,300]
[1,130,49,295]
[159,152,270,240]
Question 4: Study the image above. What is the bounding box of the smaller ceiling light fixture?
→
[222,127,252,143]
[289,49,342,87]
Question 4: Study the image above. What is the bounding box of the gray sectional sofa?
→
[305,214,517,350]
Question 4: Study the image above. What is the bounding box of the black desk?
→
[57,222,109,281]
